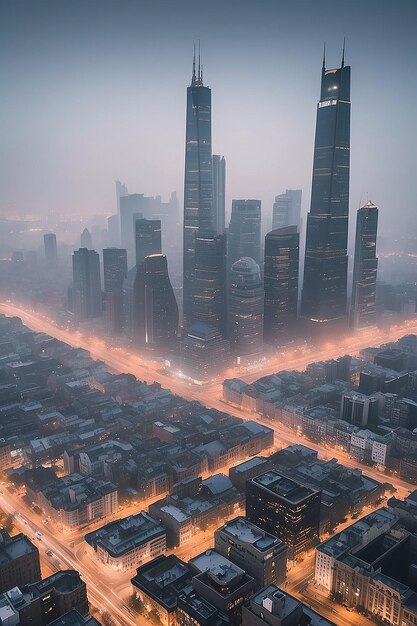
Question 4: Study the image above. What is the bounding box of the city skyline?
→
[0,1,416,239]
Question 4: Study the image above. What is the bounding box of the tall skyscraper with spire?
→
[301,44,351,329]
[183,46,213,327]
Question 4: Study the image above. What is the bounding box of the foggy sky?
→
[0,0,416,236]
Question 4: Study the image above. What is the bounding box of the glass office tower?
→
[301,51,351,327]
[350,201,379,329]
[183,53,213,327]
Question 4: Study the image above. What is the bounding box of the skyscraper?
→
[272,190,302,231]
[119,193,150,254]
[43,233,58,266]
[80,228,93,250]
[135,218,162,267]
[193,232,227,336]
[229,258,264,363]
[213,155,226,234]
[103,248,128,334]
[228,200,261,269]
[72,248,102,320]
[183,50,213,327]
[180,322,230,383]
[350,201,379,329]
[132,254,178,350]
[107,214,120,246]
[264,227,299,344]
[301,48,351,328]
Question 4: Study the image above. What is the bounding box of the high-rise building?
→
[43,233,58,266]
[115,179,128,212]
[301,49,351,328]
[183,51,213,327]
[107,214,120,246]
[132,254,178,350]
[215,517,288,588]
[80,228,93,250]
[180,322,230,382]
[213,155,226,234]
[228,200,261,269]
[272,190,302,231]
[229,257,264,363]
[103,248,128,335]
[135,219,162,267]
[72,248,102,320]
[246,470,321,559]
[264,227,299,344]
[350,201,379,329]
[193,232,227,336]
[119,193,152,253]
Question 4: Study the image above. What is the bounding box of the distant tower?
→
[135,219,162,267]
[193,232,227,336]
[264,227,299,344]
[229,258,264,363]
[133,254,178,349]
[115,180,128,217]
[183,47,214,327]
[107,215,120,246]
[43,233,58,266]
[80,228,93,249]
[72,248,102,320]
[213,155,226,234]
[272,190,302,231]
[301,46,351,328]
[350,201,379,329]
[228,200,261,268]
[103,248,128,334]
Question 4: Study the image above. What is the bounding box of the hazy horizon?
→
[0,0,416,237]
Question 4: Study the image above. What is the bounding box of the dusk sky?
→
[0,0,416,236]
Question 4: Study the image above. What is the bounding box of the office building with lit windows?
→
[183,53,213,327]
[246,470,321,559]
[301,50,351,329]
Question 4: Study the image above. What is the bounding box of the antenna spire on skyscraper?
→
[192,43,196,83]
[198,40,201,82]
[322,41,326,71]
[341,37,346,68]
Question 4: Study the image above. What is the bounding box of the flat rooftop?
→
[0,532,37,566]
[190,549,244,585]
[219,516,283,552]
[252,470,318,503]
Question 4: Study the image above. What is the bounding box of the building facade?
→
[301,52,351,328]
[135,218,162,267]
[103,247,127,335]
[132,254,178,350]
[192,232,227,336]
[183,55,213,327]
[350,201,379,329]
[272,190,302,231]
[263,227,299,344]
[228,258,264,363]
[72,248,102,321]
[44,233,58,266]
[228,200,261,269]
[246,470,321,559]
[213,155,226,235]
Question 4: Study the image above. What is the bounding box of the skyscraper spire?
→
[192,43,196,84]
[322,41,326,71]
[198,40,201,82]
[341,37,346,68]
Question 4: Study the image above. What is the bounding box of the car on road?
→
[35,531,42,539]
[46,550,53,557]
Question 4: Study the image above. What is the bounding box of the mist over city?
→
[0,2,416,626]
